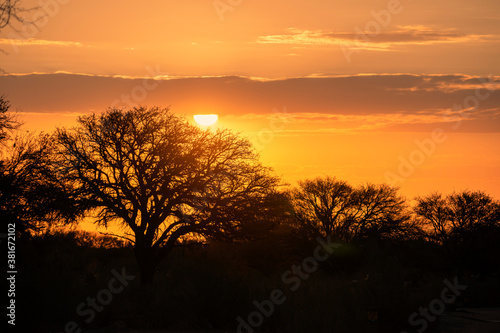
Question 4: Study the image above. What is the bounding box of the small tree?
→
[0,96,81,236]
[0,96,20,143]
[415,190,500,270]
[290,177,410,242]
[414,192,452,244]
[0,133,85,235]
[349,183,411,241]
[415,190,500,243]
[290,177,353,239]
[55,106,280,284]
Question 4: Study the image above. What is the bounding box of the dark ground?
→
[436,308,500,333]
[83,308,500,332]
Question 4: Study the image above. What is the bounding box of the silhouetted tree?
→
[1,96,81,236]
[415,190,500,243]
[415,190,500,272]
[447,191,500,231]
[0,132,83,235]
[350,183,412,241]
[290,177,353,239]
[0,96,20,143]
[55,106,281,284]
[290,177,410,242]
[413,192,450,244]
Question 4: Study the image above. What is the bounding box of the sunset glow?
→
[0,0,498,200]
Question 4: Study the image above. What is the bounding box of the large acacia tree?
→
[55,106,280,284]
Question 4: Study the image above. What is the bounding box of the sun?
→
[194,114,218,126]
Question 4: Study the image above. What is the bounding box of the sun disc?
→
[194,114,218,126]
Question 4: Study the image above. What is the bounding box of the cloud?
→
[0,38,89,48]
[257,26,494,51]
[384,74,500,93]
[228,109,484,134]
[0,72,498,133]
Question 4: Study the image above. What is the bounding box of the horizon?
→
[1,72,499,201]
[0,0,499,203]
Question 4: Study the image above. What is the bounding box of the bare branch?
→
[98,231,135,244]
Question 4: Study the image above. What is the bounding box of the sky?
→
[0,0,500,204]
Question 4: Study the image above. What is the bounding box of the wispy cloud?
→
[0,38,89,48]
[384,74,500,92]
[229,110,482,134]
[257,26,494,51]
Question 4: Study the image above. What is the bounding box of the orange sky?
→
[1,0,500,204]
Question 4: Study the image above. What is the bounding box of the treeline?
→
[288,177,500,274]
[1,99,500,332]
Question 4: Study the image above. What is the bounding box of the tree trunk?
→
[134,228,183,286]
[138,259,157,286]
[134,240,158,286]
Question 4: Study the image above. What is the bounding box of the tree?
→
[447,191,500,232]
[413,192,450,244]
[290,176,410,242]
[0,96,81,236]
[290,177,353,239]
[415,190,500,244]
[55,106,281,284]
[349,183,412,241]
[0,96,20,144]
[0,132,83,235]
[414,190,500,273]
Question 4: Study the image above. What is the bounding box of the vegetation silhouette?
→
[0,97,499,332]
[55,106,282,285]
[289,176,416,243]
[0,96,19,140]
[0,96,82,236]
[415,191,500,277]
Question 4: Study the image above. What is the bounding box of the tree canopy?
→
[55,106,281,284]
[0,96,19,143]
[415,190,500,244]
[290,176,412,242]
[0,96,81,236]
